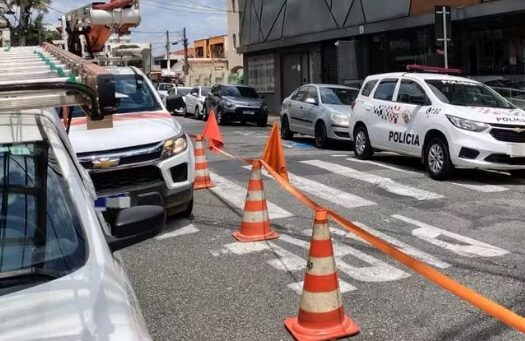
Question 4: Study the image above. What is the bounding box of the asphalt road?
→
[120,115,525,341]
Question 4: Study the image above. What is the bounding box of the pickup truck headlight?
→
[161,135,188,160]
[331,112,349,127]
[446,115,488,132]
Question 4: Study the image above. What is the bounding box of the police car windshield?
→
[0,142,86,295]
[320,87,357,105]
[426,80,513,109]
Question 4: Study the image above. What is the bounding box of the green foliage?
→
[8,0,53,46]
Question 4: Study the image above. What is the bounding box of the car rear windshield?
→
[0,142,86,295]
[113,75,162,114]
[222,86,259,98]
[320,87,358,105]
[426,80,514,109]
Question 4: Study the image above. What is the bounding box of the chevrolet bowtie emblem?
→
[92,158,120,169]
[513,127,525,133]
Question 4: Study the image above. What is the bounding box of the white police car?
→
[349,71,525,180]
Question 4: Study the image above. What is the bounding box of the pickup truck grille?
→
[490,128,525,143]
[78,142,163,170]
[90,166,163,193]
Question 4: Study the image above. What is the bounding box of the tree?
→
[8,0,50,46]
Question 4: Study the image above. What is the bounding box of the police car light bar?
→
[406,64,462,75]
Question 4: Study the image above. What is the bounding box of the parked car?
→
[280,84,359,148]
[184,86,212,119]
[204,84,268,126]
[69,67,195,219]
[350,72,525,180]
[166,86,192,114]
[156,82,174,106]
[0,107,164,340]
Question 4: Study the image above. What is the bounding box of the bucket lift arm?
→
[65,0,141,59]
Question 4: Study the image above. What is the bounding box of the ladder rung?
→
[0,65,68,74]
[0,70,71,82]
[0,77,79,86]
[0,92,89,113]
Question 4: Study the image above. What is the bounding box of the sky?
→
[45,0,227,55]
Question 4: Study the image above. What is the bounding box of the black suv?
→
[204,84,268,126]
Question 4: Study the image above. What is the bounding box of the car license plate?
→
[509,144,525,157]
[95,193,131,211]
[244,110,255,115]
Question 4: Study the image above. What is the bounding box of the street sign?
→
[435,5,452,68]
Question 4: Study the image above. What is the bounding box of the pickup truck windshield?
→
[0,142,86,295]
[114,75,162,114]
[426,80,514,109]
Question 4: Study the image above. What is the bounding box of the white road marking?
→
[222,241,271,255]
[392,215,510,258]
[347,157,420,175]
[331,223,451,269]
[155,221,199,240]
[331,154,349,157]
[244,166,376,209]
[348,157,509,193]
[287,280,356,294]
[302,160,444,201]
[449,182,508,193]
[266,241,308,272]
[282,234,410,282]
[209,171,293,219]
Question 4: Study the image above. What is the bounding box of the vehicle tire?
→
[314,121,329,149]
[217,109,226,126]
[201,106,207,121]
[353,125,374,159]
[183,105,188,117]
[195,106,201,120]
[425,137,453,180]
[256,116,268,127]
[281,116,294,140]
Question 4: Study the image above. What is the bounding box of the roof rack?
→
[0,43,116,120]
[406,64,462,75]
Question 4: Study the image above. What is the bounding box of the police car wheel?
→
[281,116,294,140]
[425,137,453,180]
[354,126,373,160]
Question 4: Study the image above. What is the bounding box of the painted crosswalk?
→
[209,171,293,219]
[301,160,444,201]
[347,157,509,193]
[244,166,376,209]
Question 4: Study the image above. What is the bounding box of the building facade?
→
[227,0,244,82]
[238,0,525,113]
[0,2,10,47]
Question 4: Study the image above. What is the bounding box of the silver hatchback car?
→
[280,84,359,148]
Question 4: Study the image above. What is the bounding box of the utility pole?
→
[183,27,189,77]
[166,30,170,80]
[18,0,27,46]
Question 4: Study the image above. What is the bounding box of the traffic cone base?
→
[284,313,359,341]
[285,208,359,341]
[233,160,279,242]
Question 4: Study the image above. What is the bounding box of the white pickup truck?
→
[69,67,195,218]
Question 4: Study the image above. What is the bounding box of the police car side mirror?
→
[107,205,166,252]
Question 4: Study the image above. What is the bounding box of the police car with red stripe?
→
[69,67,195,218]
[349,66,525,180]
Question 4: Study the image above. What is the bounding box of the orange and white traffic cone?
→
[193,134,214,190]
[285,208,360,341]
[233,160,280,242]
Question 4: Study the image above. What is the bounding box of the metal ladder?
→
[0,43,116,119]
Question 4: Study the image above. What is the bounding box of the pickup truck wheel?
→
[425,137,453,180]
[281,116,294,140]
[353,126,374,159]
